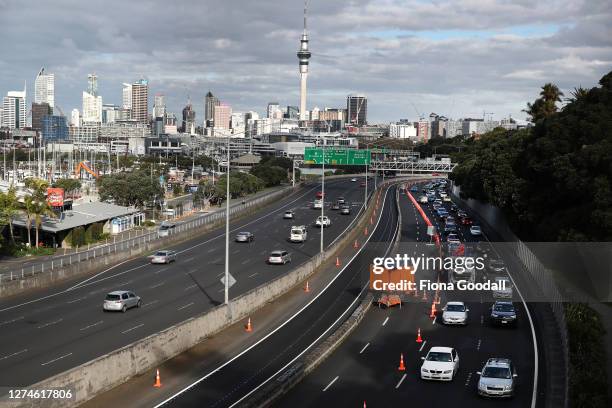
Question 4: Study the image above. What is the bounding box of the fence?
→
[0,185,295,288]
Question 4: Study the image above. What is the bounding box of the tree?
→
[53,178,82,197]
[250,164,287,186]
[524,82,564,122]
[0,187,19,245]
[23,196,35,247]
[97,170,164,208]
[24,178,56,247]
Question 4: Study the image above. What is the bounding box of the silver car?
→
[477,358,517,397]
[103,290,141,313]
[268,250,291,265]
[151,250,177,264]
[235,231,254,242]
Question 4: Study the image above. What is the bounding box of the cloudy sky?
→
[1,0,610,123]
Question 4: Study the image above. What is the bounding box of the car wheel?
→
[122,305,127,313]
[137,300,142,308]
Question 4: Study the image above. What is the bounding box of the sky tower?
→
[297,0,312,121]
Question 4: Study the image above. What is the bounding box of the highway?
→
[152,184,400,407]
[276,180,537,407]
[0,178,368,387]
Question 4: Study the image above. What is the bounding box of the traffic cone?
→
[370,216,373,225]
[416,328,423,343]
[363,401,367,408]
[245,317,253,332]
[364,226,368,235]
[336,257,341,267]
[153,368,162,388]
[304,281,310,292]
[353,240,359,249]
[430,302,437,318]
[398,353,406,371]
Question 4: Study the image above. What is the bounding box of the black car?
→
[489,301,517,326]
[450,204,458,213]
[331,202,340,210]
[340,205,351,215]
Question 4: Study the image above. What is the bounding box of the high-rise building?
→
[2,88,27,129]
[296,1,312,120]
[389,122,418,139]
[285,106,299,120]
[310,106,320,120]
[82,91,102,122]
[71,109,80,127]
[267,102,282,119]
[205,91,219,126]
[214,103,232,130]
[122,83,132,109]
[31,102,52,131]
[181,101,196,134]
[417,119,429,142]
[102,104,120,124]
[153,93,166,119]
[34,68,54,112]
[131,78,148,123]
[42,115,68,141]
[347,94,367,126]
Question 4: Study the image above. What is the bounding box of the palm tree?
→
[24,178,56,247]
[566,87,588,103]
[32,199,55,247]
[23,196,35,247]
[0,187,20,245]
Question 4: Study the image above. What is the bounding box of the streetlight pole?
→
[320,146,325,254]
[224,136,230,305]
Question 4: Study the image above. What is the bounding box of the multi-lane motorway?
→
[276,180,537,407]
[0,178,368,387]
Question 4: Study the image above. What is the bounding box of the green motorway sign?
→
[304,148,371,165]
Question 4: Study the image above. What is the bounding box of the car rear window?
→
[105,294,121,301]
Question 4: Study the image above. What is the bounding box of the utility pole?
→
[224,135,231,305]
[320,146,325,253]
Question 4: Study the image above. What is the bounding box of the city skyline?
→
[0,0,610,122]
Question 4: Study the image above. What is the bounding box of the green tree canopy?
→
[97,170,164,208]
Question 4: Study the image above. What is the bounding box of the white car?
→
[442,301,469,325]
[283,210,294,219]
[150,250,177,264]
[470,225,482,236]
[315,215,331,227]
[492,277,513,299]
[421,346,460,381]
[442,195,452,202]
[313,199,323,209]
[419,196,428,204]
[350,178,357,182]
[290,225,308,242]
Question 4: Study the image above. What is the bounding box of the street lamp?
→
[224,135,231,305]
[320,146,325,254]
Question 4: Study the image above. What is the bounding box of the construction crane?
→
[410,102,424,120]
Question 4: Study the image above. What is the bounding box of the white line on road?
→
[476,339,482,351]
[207,248,216,253]
[41,352,72,366]
[0,349,27,361]
[395,373,407,389]
[232,250,240,254]
[79,320,104,331]
[0,316,24,326]
[67,296,86,304]
[322,376,339,392]
[177,302,194,311]
[359,343,370,354]
[241,259,250,265]
[432,316,437,325]
[115,280,133,287]
[121,323,144,334]
[37,318,63,329]
[148,282,165,290]
[419,340,427,352]
[480,315,484,325]
[154,267,168,275]
[184,284,197,291]
[248,273,258,278]
[464,371,473,387]
[382,317,389,326]
[184,257,195,263]
[142,300,159,308]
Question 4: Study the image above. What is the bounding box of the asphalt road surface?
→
[0,178,369,387]
[276,181,537,408]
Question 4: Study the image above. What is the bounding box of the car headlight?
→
[443,370,452,374]
[504,384,513,391]
[478,381,486,390]
[422,368,429,373]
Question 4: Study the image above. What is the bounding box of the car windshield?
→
[105,294,121,301]
[482,366,512,379]
[160,225,170,230]
[285,211,292,214]
[426,352,452,362]
[446,304,465,312]
[494,303,514,312]
[291,228,302,233]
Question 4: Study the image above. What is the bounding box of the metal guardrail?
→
[0,186,295,285]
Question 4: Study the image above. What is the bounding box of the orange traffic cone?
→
[370,216,373,225]
[353,240,359,249]
[398,353,406,371]
[336,257,341,267]
[364,226,368,235]
[304,281,310,293]
[153,368,162,388]
[416,328,423,343]
[430,302,437,318]
[245,317,253,332]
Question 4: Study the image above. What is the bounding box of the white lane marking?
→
[80,320,104,331]
[395,373,407,389]
[142,300,159,308]
[37,318,63,329]
[184,284,197,291]
[121,323,144,334]
[432,316,437,325]
[177,302,194,311]
[207,248,216,253]
[480,315,484,325]
[115,280,133,287]
[154,267,168,275]
[148,282,165,290]
[248,273,258,278]
[322,376,339,392]
[476,339,482,351]
[419,340,427,352]
[382,317,389,326]
[241,259,250,265]
[464,371,473,387]
[359,343,370,354]
[0,316,24,326]
[0,349,27,361]
[232,250,240,254]
[67,259,142,291]
[154,185,394,408]
[41,352,72,366]
[184,257,195,263]
[66,296,86,304]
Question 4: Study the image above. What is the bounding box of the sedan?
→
[447,233,461,244]
[350,178,357,182]
[460,216,473,226]
[283,210,294,219]
[315,215,331,227]
[337,196,346,204]
[235,231,254,242]
[489,301,517,326]
[331,202,340,210]
[340,205,351,215]
[420,347,460,381]
[103,290,141,313]
[151,250,177,264]
[267,250,291,265]
[442,301,469,325]
[470,225,482,236]
[477,358,518,398]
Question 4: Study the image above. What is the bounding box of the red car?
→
[316,191,325,199]
[460,216,473,225]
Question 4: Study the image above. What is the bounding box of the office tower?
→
[122,83,132,109]
[205,91,219,126]
[181,101,196,133]
[267,102,281,119]
[31,102,52,131]
[346,94,367,126]
[285,106,299,120]
[131,78,148,123]
[42,115,68,141]
[214,103,232,130]
[153,93,166,118]
[2,87,27,129]
[71,109,80,127]
[34,67,54,112]
[296,0,312,120]
[102,104,120,124]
